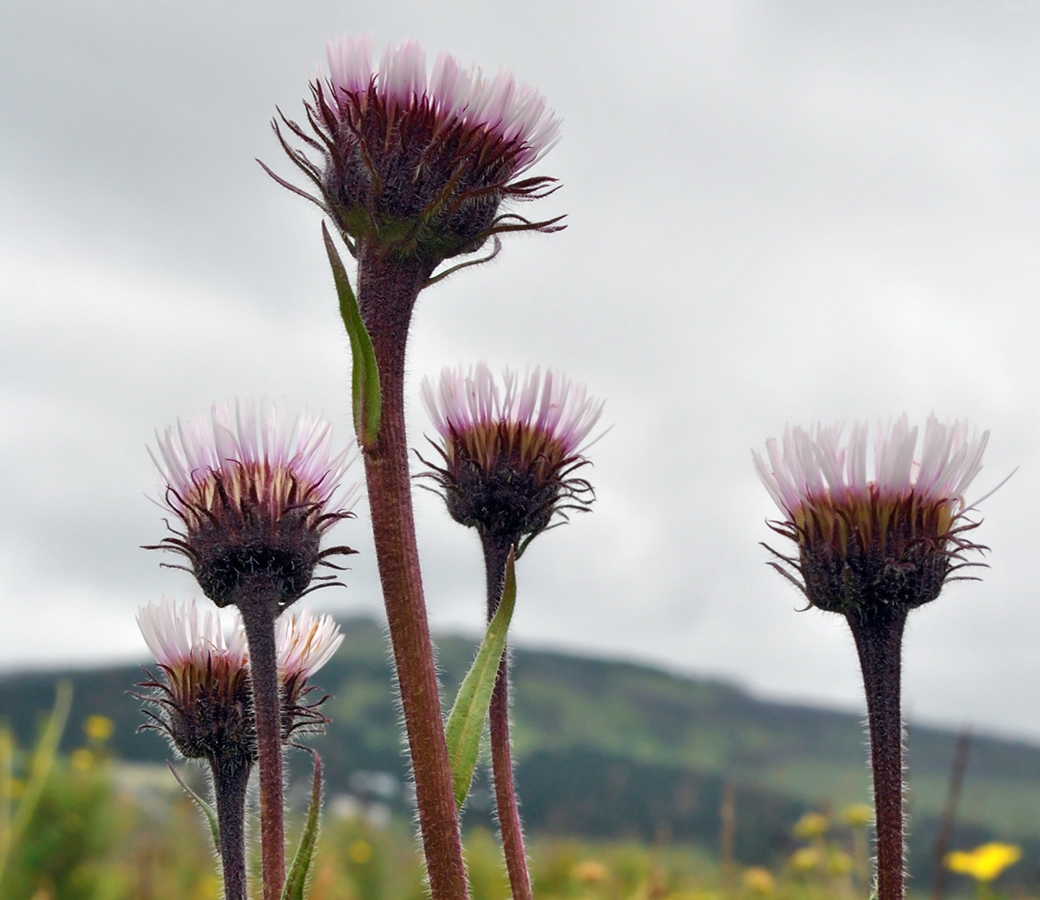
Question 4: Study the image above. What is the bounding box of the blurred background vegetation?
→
[1,618,1037,899]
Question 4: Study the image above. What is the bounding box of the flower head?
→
[136,598,344,758]
[946,842,1022,883]
[149,399,359,611]
[754,415,989,617]
[268,36,563,269]
[742,867,776,896]
[420,362,603,549]
[277,607,344,681]
[276,608,344,738]
[136,597,254,763]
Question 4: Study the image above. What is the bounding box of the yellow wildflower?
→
[793,812,829,839]
[573,860,608,884]
[841,803,874,828]
[84,715,114,742]
[946,842,1022,882]
[348,839,373,864]
[826,849,854,875]
[789,847,821,873]
[70,748,93,771]
[743,866,776,895]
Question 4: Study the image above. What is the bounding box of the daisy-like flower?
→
[136,597,253,763]
[277,607,343,681]
[136,597,254,900]
[754,415,989,616]
[946,843,1022,883]
[754,415,993,900]
[276,608,344,741]
[135,598,342,900]
[421,363,602,900]
[262,40,565,896]
[267,35,563,270]
[149,398,359,610]
[148,400,356,899]
[137,599,344,756]
[421,362,604,550]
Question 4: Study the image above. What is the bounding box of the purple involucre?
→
[324,36,561,176]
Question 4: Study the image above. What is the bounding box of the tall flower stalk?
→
[268,37,563,900]
[137,598,254,900]
[421,363,602,899]
[754,416,991,900]
[137,598,343,900]
[148,400,356,900]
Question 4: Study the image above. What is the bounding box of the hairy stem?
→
[237,587,284,900]
[210,759,251,900]
[846,604,908,900]
[356,244,469,900]
[482,534,532,900]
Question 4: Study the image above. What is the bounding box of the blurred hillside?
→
[1,617,1037,884]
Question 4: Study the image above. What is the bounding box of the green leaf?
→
[0,680,72,887]
[281,750,324,900]
[12,680,71,837]
[444,549,517,809]
[167,763,219,850]
[323,222,381,449]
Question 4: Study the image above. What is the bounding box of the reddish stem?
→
[237,588,285,900]
[846,605,908,900]
[210,758,251,900]
[482,536,533,900]
[356,244,469,900]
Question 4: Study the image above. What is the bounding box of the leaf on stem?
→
[444,549,517,809]
[282,750,324,900]
[323,222,381,449]
[167,762,220,849]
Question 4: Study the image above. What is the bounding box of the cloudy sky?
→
[4,0,1040,744]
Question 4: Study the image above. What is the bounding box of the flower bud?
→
[269,37,563,269]
[420,363,603,551]
[149,399,358,611]
[754,415,989,617]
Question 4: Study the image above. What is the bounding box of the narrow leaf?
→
[445,549,517,808]
[0,729,12,842]
[323,222,381,448]
[282,750,324,900]
[0,680,72,886]
[168,763,220,849]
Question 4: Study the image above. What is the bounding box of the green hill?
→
[1,617,1037,881]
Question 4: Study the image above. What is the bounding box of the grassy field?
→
[6,619,1040,848]
[4,628,1040,899]
[0,725,1029,900]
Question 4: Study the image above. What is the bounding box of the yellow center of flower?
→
[180,461,325,530]
[792,486,959,558]
[449,420,572,487]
